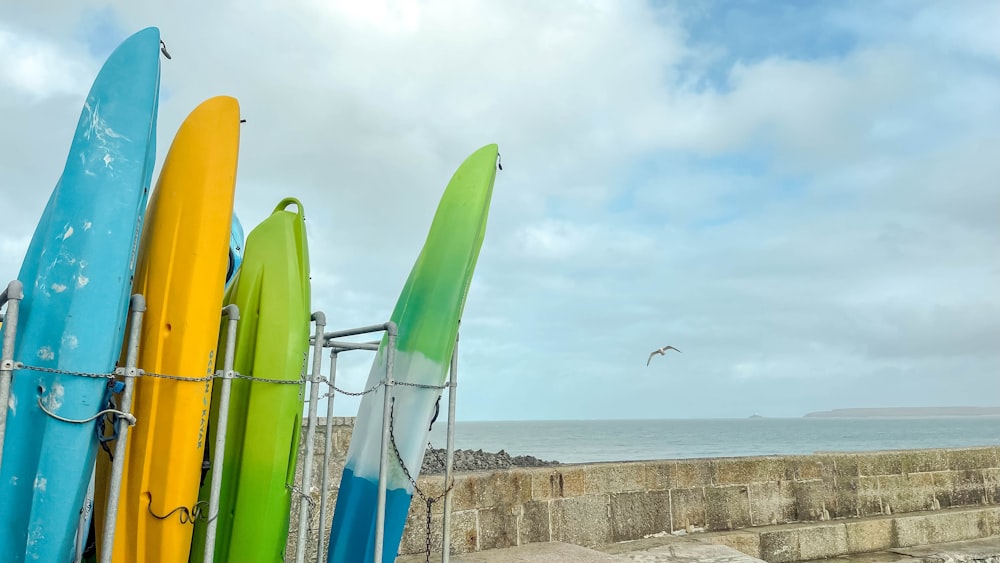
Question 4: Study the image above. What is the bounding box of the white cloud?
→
[1,1,999,420]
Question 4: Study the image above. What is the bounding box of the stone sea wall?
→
[286,417,1000,561]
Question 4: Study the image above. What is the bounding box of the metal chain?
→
[14,362,304,385]
[387,397,455,562]
[396,380,447,390]
[141,371,213,382]
[286,483,316,509]
[17,363,114,379]
[332,382,382,396]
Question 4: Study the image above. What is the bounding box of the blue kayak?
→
[0,27,161,562]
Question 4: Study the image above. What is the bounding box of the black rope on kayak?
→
[497,152,503,171]
[160,40,172,60]
[144,492,211,525]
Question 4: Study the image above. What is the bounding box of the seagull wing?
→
[664,345,682,353]
[646,351,656,366]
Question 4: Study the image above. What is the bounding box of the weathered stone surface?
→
[702,531,762,559]
[859,451,905,476]
[856,476,885,517]
[672,460,713,488]
[519,500,552,544]
[789,456,826,481]
[948,448,996,471]
[750,480,796,526]
[478,506,519,551]
[759,528,801,563]
[398,508,478,556]
[551,494,613,547]
[792,479,829,521]
[706,485,752,531]
[670,487,706,532]
[644,461,677,491]
[844,516,893,554]
[901,449,949,474]
[710,457,786,486]
[531,467,586,500]
[796,522,848,560]
[878,472,936,514]
[284,420,1000,560]
[609,490,670,542]
[584,462,646,495]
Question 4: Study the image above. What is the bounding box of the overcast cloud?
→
[1,0,998,419]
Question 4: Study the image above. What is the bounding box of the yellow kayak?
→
[94,96,241,562]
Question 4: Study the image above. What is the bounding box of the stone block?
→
[879,472,937,514]
[892,509,984,547]
[583,462,646,494]
[947,448,996,471]
[519,500,552,544]
[789,456,826,481]
[672,459,713,488]
[705,485,752,531]
[793,479,830,521]
[551,494,613,547]
[829,453,862,479]
[759,528,801,563]
[856,476,884,516]
[609,490,671,542]
[398,508,478,556]
[531,467,586,500]
[670,487,706,531]
[450,470,532,511]
[845,516,893,554]
[901,450,949,474]
[644,460,676,490]
[750,480,797,525]
[703,531,762,559]
[983,468,1000,505]
[950,470,987,507]
[710,457,786,486]
[478,505,519,551]
[797,523,849,560]
[859,451,904,476]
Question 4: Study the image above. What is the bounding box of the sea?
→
[425,417,1000,464]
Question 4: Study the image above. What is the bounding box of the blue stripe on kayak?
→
[327,467,411,563]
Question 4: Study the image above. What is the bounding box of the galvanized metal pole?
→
[316,349,338,563]
[441,332,459,563]
[0,280,25,469]
[99,294,146,563]
[374,321,398,563]
[295,312,327,563]
[203,304,240,563]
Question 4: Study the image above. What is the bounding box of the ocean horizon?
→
[424,416,1000,464]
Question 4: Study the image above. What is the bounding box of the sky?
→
[1,0,998,420]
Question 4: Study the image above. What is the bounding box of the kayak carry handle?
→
[274,197,305,221]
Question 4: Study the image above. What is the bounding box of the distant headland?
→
[804,407,1000,418]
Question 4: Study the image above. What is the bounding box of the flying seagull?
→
[647,345,682,366]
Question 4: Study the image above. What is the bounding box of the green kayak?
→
[190,198,311,562]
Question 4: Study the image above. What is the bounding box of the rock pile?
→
[420,447,560,474]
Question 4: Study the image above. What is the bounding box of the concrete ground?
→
[397,535,1000,563]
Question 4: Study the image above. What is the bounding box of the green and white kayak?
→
[190,198,311,562]
[327,144,500,562]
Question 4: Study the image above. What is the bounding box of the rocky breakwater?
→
[421,447,560,474]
